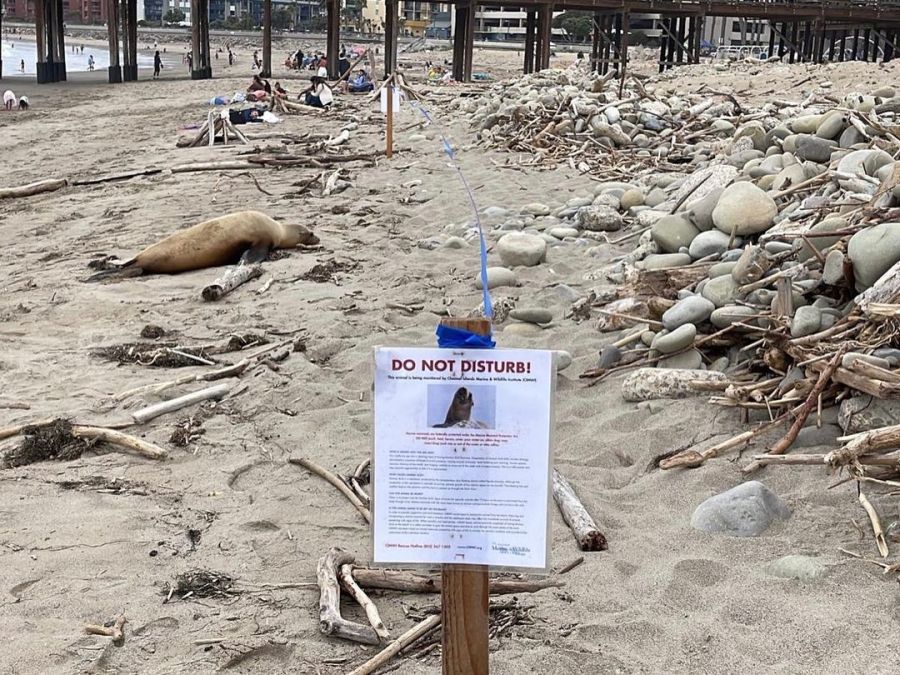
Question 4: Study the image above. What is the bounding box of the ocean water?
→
[2,38,154,77]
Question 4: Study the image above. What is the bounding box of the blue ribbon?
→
[435,324,496,349]
[406,99,494,322]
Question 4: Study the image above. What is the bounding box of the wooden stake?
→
[439,316,490,675]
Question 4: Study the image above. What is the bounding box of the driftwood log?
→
[71,425,168,460]
[131,382,233,424]
[201,264,263,302]
[825,423,900,468]
[85,615,127,643]
[350,567,563,595]
[0,178,68,200]
[552,469,608,551]
[622,368,729,402]
[317,548,380,645]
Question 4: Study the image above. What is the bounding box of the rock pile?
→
[444,64,900,488]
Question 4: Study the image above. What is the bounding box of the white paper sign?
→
[379,85,401,114]
[372,347,554,570]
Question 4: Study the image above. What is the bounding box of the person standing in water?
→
[87,55,94,71]
[19,59,25,73]
[153,50,163,79]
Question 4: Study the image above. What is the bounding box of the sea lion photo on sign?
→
[87,210,319,281]
[430,386,492,429]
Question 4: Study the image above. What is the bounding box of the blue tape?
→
[435,324,496,349]
[407,99,493,320]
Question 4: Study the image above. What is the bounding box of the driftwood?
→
[131,382,233,424]
[660,421,781,470]
[71,425,168,460]
[85,615,126,643]
[288,457,372,523]
[629,262,716,299]
[552,469,607,551]
[201,264,263,301]
[114,338,295,401]
[347,615,441,675]
[743,347,847,474]
[858,490,890,558]
[621,368,729,402]
[339,563,390,641]
[317,548,380,645]
[350,567,563,595]
[0,178,68,200]
[826,424,900,468]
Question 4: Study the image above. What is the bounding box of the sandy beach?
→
[2,45,900,675]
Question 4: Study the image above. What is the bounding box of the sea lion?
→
[88,210,318,281]
[434,387,486,429]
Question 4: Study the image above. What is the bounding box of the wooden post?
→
[618,9,629,97]
[537,4,552,71]
[191,0,201,78]
[439,317,490,675]
[463,0,476,82]
[385,79,394,159]
[262,0,272,77]
[385,0,398,77]
[107,0,122,83]
[452,2,466,81]
[524,11,536,74]
[55,0,67,80]
[326,0,340,79]
[34,0,46,82]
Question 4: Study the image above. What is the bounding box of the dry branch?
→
[339,563,390,641]
[552,469,607,551]
[317,548,379,645]
[288,457,371,523]
[350,567,563,595]
[0,178,68,200]
[131,382,233,424]
[201,264,263,302]
[347,615,441,675]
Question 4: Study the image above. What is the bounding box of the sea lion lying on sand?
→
[88,211,319,281]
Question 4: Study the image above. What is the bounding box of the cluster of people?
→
[3,90,30,111]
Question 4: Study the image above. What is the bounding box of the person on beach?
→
[348,69,374,93]
[18,96,29,111]
[153,50,163,79]
[87,55,94,71]
[20,59,25,73]
[253,50,260,70]
[273,82,288,98]
[3,90,17,111]
[247,74,267,93]
[302,76,333,109]
[228,49,234,66]
[187,52,193,70]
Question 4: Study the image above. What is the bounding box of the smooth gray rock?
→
[651,323,697,354]
[701,275,740,308]
[554,350,573,371]
[799,217,848,262]
[644,187,668,208]
[795,134,838,163]
[576,205,623,232]
[658,348,703,370]
[712,182,777,236]
[816,112,845,139]
[496,232,547,267]
[662,296,715,330]
[550,227,579,239]
[765,555,828,581]
[842,352,891,370]
[691,481,791,537]
[640,253,693,270]
[708,261,738,278]
[689,229,733,259]
[839,395,900,433]
[847,222,900,289]
[598,344,622,369]
[710,305,760,329]
[619,188,644,211]
[509,308,553,324]
[443,236,468,249]
[651,214,700,253]
[873,347,900,367]
[503,322,544,337]
[823,249,845,285]
[476,267,518,290]
[791,306,822,338]
[687,186,724,232]
[794,424,841,448]
[522,202,551,216]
